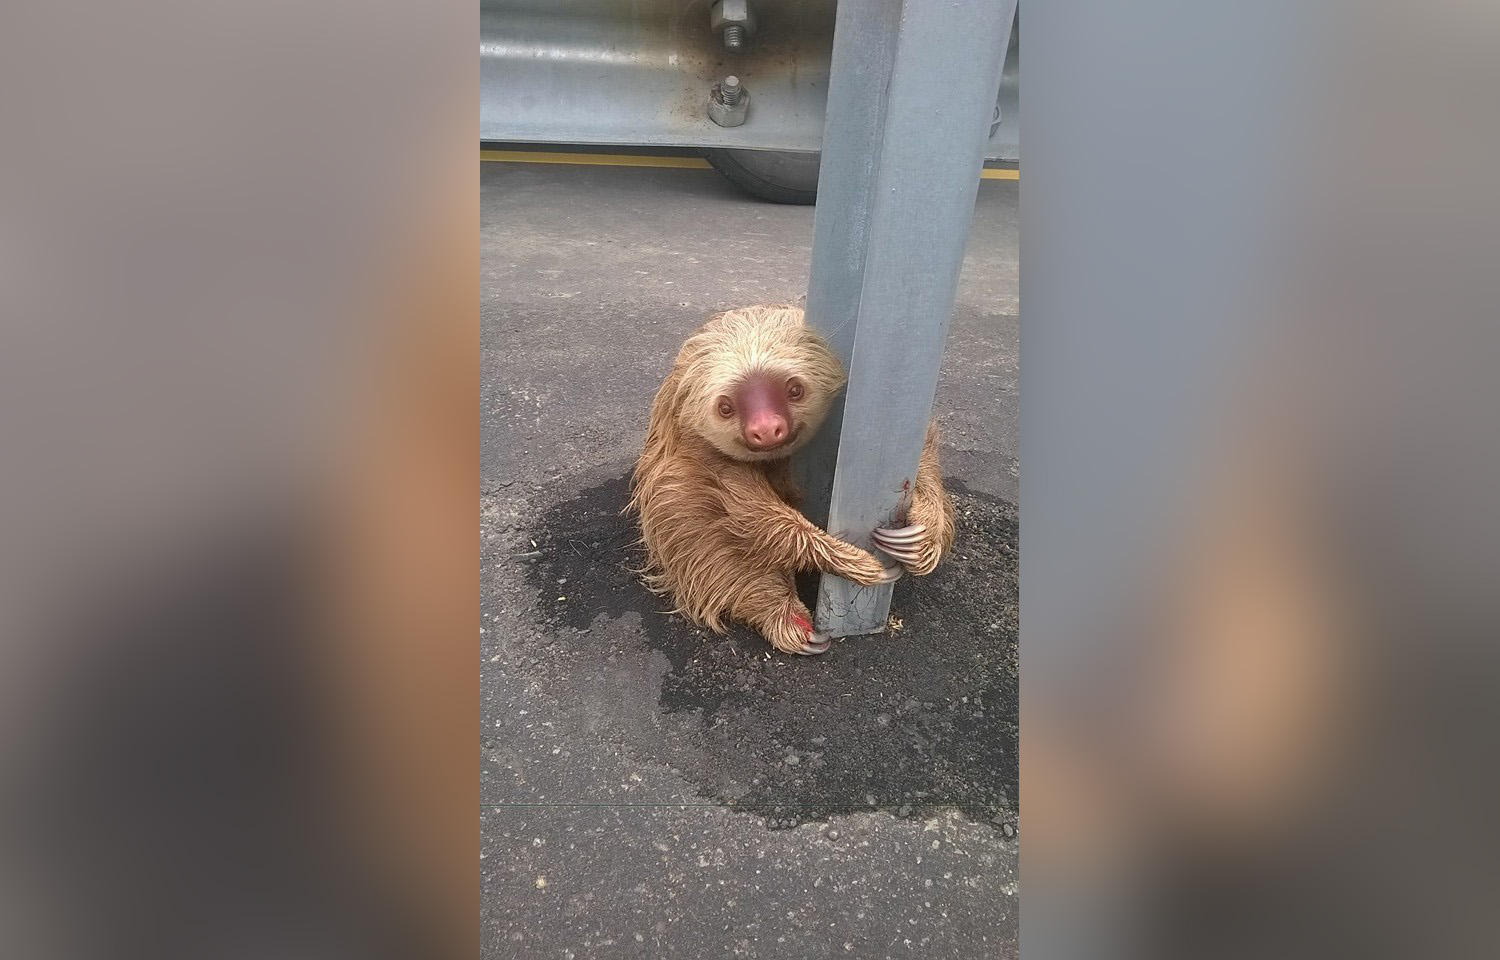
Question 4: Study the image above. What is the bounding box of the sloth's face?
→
[699,367,827,461]
[677,308,847,463]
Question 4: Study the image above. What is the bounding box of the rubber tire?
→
[700,148,820,205]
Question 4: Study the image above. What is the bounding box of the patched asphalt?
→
[519,472,1017,828]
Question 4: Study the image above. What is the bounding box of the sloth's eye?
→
[716,398,735,418]
[787,380,804,400]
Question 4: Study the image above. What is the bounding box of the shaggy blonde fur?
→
[627,304,955,655]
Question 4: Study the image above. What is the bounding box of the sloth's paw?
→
[835,545,906,586]
[768,609,830,656]
[873,523,943,576]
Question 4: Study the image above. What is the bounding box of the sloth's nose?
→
[743,413,789,449]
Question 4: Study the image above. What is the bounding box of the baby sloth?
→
[628,304,955,656]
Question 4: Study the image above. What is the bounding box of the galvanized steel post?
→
[795,0,1017,637]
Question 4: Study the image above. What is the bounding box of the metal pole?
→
[795,0,1016,637]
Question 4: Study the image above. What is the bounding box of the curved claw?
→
[874,564,905,584]
[874,523,927,543]
[874,524,933,572]
[879,550,922,565]
[796,632,831,656]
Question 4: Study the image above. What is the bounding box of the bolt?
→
[707,75,749,127]
[711,0,756,51]
[720,76,743,106]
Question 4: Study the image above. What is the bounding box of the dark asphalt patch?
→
[522,465,1018,831]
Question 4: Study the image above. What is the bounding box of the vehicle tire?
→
[700,148,820,205]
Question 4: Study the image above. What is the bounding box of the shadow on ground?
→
[521,463,1018,830]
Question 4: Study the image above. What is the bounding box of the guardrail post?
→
[795,0,1017,637]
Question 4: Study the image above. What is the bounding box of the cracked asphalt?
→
[482,157,1018,958]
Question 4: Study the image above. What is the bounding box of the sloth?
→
[628,304,955,655]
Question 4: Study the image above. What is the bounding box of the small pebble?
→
[784,754,800,766]
[1002,823,1016,838]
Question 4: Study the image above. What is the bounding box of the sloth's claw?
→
[874,564,905,584]
[796,632,831,656]
[786,611,830,655]
[875,525,932,571]
[874,524,926,544]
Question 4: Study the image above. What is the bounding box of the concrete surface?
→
[482,158,1018,958]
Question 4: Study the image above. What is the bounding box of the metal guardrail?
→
[480,0,1018,161]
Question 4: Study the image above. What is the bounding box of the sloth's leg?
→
[731,570,830,656]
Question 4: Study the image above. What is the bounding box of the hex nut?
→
[710,0,757,37]
[707,84,750,127]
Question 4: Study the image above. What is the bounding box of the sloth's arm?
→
[717,469,896,586]
[912,423,956,552]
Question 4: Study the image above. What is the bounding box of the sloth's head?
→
[674,305,846,462]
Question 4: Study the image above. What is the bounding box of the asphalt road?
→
[482,157,1018,959]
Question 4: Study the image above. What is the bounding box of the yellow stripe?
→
[480,149,712,169]
[481,149,1018,180]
